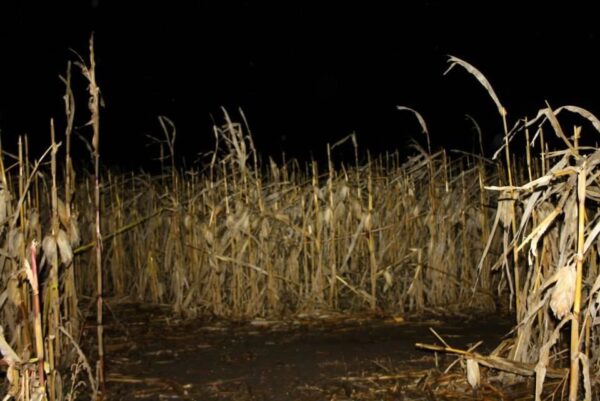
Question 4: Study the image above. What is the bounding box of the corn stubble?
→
[0,46,599,401]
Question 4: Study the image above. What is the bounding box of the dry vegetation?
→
[81,120,500,319]
[1,41,600,400]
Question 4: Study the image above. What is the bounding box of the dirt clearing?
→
[101,303,514,401]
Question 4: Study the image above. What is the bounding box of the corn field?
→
[1,43,600,401]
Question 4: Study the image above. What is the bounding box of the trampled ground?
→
[100,303,517,401]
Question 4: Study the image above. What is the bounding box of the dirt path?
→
[101,304,513,400]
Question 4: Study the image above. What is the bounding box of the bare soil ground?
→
[99,303,517,401]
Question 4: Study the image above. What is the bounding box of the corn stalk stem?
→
[569,161,586,401]
[30,241,45,391]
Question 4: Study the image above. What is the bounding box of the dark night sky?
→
[0,1,599,168]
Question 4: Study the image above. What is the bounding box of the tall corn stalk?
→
[482,104,600,399]
[75,35,104,395]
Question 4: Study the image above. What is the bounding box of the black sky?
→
[0,1,599,167]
